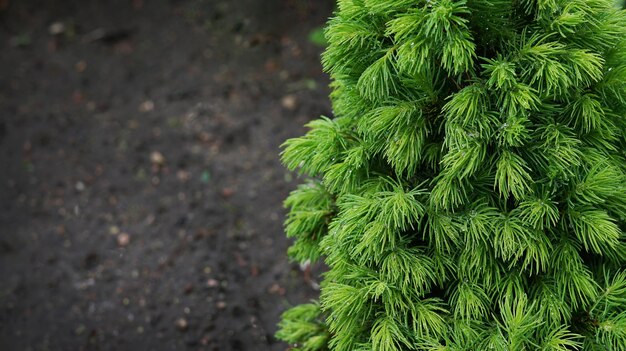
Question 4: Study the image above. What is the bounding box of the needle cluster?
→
[277,1,626,350]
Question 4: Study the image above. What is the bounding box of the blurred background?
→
[0,0,333,350]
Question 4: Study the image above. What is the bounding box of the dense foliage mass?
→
[277,0,626,350]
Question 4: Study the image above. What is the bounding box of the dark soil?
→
[0,0,333,350]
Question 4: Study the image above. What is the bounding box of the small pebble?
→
[268,283,285,295]
[281,94,297,110]
[117,233,130,247]
[176,170,190,182]
[175,318,188,331]
[139,100,155,112]
[150,151,165,166]
[109,226,120,235]
[49,21,65,35]
[221,188,235,198]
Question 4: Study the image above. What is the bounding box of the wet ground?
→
[0,0,333,350]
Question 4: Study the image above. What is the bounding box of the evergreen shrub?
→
[277,0,626,350]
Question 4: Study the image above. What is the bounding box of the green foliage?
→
[309,27,329,47]
[277,302,330,351]
[278,0,626,350]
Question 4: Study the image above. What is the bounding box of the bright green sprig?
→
[278,0,626,349]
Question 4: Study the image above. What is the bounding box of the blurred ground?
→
[0,0,333,350]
